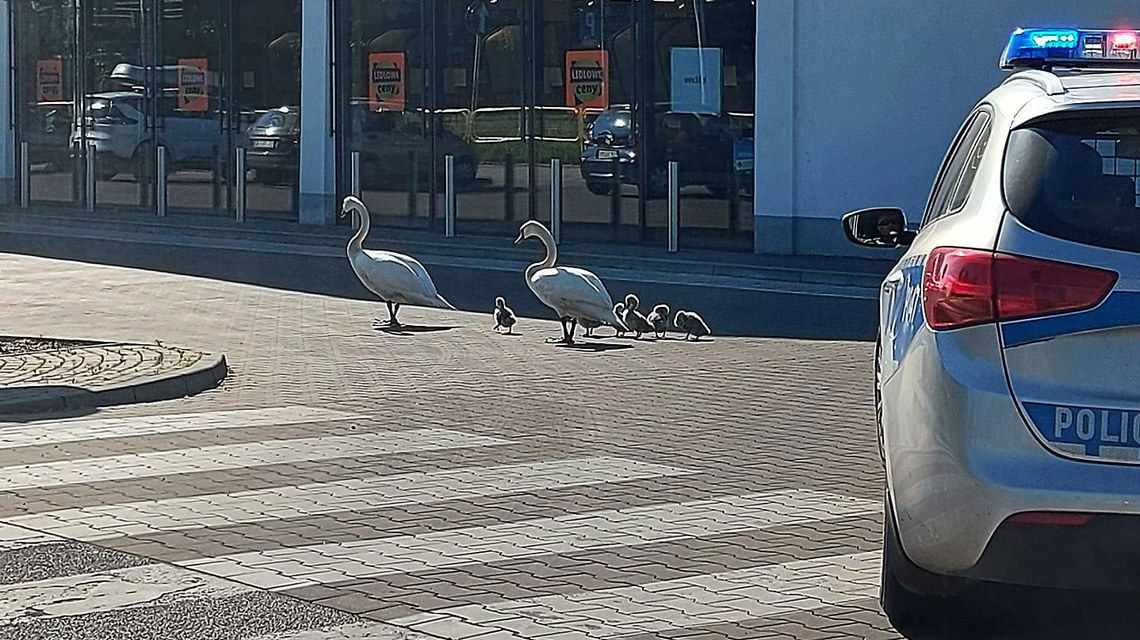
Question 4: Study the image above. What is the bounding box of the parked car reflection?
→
[244,107,300,185]
[245,105,478,189]
[580,104,753,199]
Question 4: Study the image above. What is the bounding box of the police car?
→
[842,28,1140,626]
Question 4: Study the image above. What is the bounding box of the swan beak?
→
[513,233,524,245]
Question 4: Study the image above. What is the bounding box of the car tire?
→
[874,338,885,470]
[704,183,730,199]
[258,169,290,186]
[130,143,155,183]
[880,497,973,631]
[646,166,668,199]
[585,180,613,196]
[95,164,118,181]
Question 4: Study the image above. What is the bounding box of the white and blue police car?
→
[843,27,1140,626]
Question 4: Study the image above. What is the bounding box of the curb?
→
[0,351,229,416]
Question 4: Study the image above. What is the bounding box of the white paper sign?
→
[671,47,721,115]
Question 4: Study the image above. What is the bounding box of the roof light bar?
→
[1002,27,1140,70]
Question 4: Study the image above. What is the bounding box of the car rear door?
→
[997,108,1140,463]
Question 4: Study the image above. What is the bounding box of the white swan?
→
[515,220,623,344]
[341,196,454,327]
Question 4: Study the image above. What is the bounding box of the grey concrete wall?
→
[755,0,1140,256]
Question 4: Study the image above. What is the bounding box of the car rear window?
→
[589,109,632,142]
[253,109,299,130]
[1004,110,1140,253]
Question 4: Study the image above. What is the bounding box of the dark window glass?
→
[1004,110,1140,254]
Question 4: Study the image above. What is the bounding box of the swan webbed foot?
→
[547,317,575,344]
[383,301,403,327]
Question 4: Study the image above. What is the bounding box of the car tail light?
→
[1009,511,1094,527]
[923,248,1117,331]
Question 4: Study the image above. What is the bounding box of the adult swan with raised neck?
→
[514,220,623,344]
[340,196,455,327]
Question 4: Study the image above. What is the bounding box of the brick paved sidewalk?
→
[0,251,902,640]
[0,340,226,415]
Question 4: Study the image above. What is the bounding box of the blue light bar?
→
[1001,27,1140,70]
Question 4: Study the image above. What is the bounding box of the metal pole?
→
[668,160,679,253]
[550,157,562,245]
[609,157,621,227]
[85,143,96,213]
[350,150,361,198]
[444,154,455,238]
[19,142,30,208]
[503,154,515,221]
[156,146,167,218]
[408,150,418,218]
[235,147,246,222]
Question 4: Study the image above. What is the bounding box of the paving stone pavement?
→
[0,340,225,414]
[0,343,202,387]
[0,252,899,640]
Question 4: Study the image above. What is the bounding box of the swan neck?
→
[526,227,558,280]
[348,204,370,254]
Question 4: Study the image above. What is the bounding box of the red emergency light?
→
[1110,30,1139,52]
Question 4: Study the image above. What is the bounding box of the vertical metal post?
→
[408,149,419,218]
[156,146,167,218]
[350,150,361,198]
[668,160,680,253]
[550,157,562,245]
[727,166,739,235]
[85,143,96,213]
[211,144,222,210]
[609,157,621,227]
[19,142,30,208]
[503,154,515,221]
[235,147,246,222]
[444,154,456,238]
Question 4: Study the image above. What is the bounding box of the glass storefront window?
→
[13,0,300,219]
[341,0,432,228]
[14,0,78,206]
[12,0,755,251]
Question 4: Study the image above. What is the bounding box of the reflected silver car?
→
[844,29,1140,629]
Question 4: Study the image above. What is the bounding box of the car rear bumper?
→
[246,152,297,172]
[884,325,1140,589]
[580,159,635,182]
[962,513,1140,590]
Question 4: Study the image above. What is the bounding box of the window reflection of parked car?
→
[580,104,753,199]
[70,91,227,180]
[244,107,300,185]
[246,105,478,189]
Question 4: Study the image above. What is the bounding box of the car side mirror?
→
[842,207,915,249]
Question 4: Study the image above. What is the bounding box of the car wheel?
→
[94,164,118,181]
[704,183,730,199]
[130,143,155,182]
[874,338,885,470]
[646,166,668,199]
[880,497,973,631]
[585,180,613,196]
[258,169,289,186]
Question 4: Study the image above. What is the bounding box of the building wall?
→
[755,0,1140,257]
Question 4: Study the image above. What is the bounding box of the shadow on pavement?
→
[0,386,101,422]
[0,232,879,342]
[372,325,457,336]
[555,342,634,353]
[895,583,1140,639]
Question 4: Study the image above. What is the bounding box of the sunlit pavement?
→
[0,252,1131,639]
